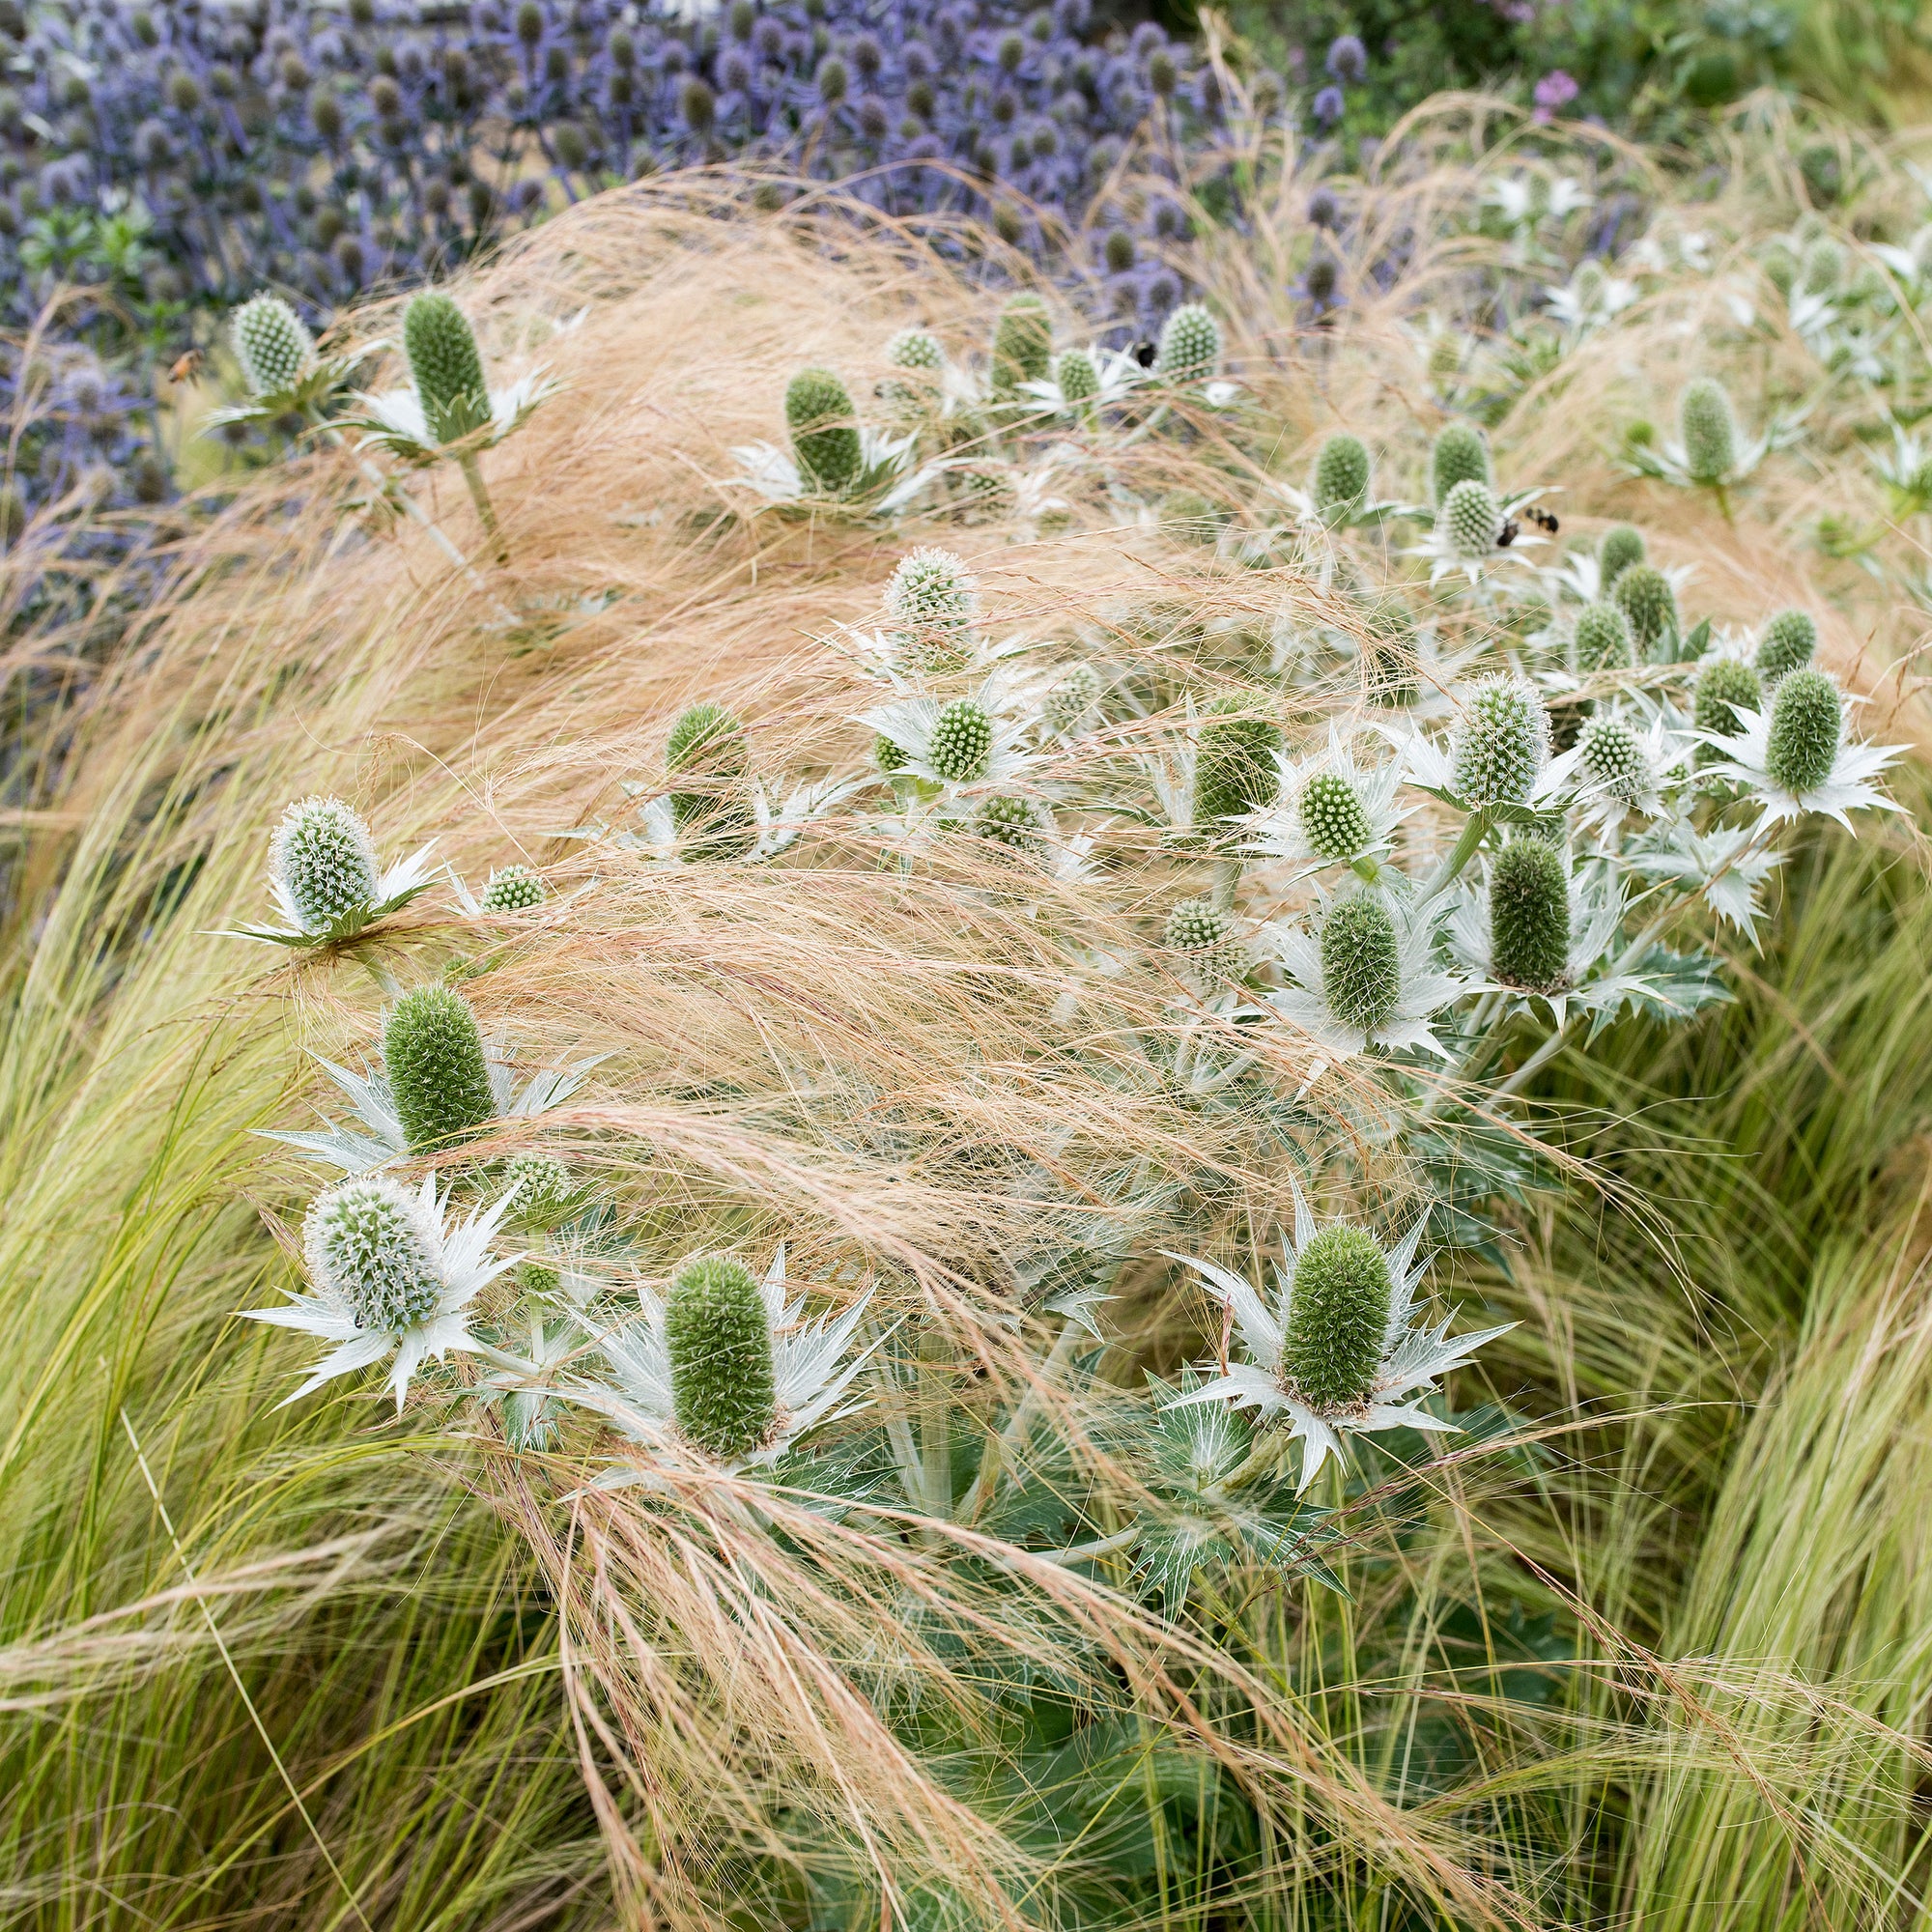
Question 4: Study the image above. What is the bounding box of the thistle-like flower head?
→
[1678,376,1738,484]
[1431,421,1492,504]
[974,793,1048,856]
[1196,701,1284,833]
[885,547,978,672]
[885,326,944,374]
[1440,478,1501,560]
[666,1255,781,1459]
[384,984,498,1156]
[1611,565,1678,658]
[666,700,754,859]
[1448,844,1625,1024]
[403,291,489,442]
[1764,669,1844,796]
[1163,895,1245,985]
[233,293,316,398]
[859,677,1036,795]
[1040,663,1101,737]
[1598,523,1645,587]
[272,796,379,932]
[1450,674,1549,809]
[1155,301,1223,384]
[1754,609,1817,683]
[1694,656,1763,741]
[990,292,1054,396]
[503,1150,576,1227]
[480,865,545,912]
[1573,601,1634,672]
[1054,347,1100,405]
[1240,726,1407,875]
[785,365,864,496]
[1312,432,1371,518]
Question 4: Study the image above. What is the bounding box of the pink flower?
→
[1533,70,1579,122]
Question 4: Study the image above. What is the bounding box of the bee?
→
[1130,340,1157,369]
[1496,517,1521,548]
[166,348,205,385]
[1522,504,1560,534]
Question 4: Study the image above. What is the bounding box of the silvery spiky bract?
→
[384,984,498,1155]
[480,865,545,912]
[886,548,978,672]
[1164,1184,1513,1490]
[1241,727,1408,876]
[244,1173,516,1410]
[1754,609,1817,682]
[666,1256,781,1459]
[1598,524,1646,586]
[1267,891,1463,1061]
[1678,377,1738,483]
[1450,675,1548,808]
[1440,479,1501,560]
[1612,565,1677,656]
[1155,302,1222,384]
[232,292,315,397]
[1312,433,1371,516]
[785,366,864,495]
[244,796,440,948]
[1573,601,1634,672]
[1431,422,1491,504]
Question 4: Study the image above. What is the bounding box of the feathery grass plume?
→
[1765,668,1842,794]
[665,1255,779,1459]
[1612,563,1678,656]
[1164,895,1244,980]
[1574,601,1635,671]
[1041,663,1100,734]
[1155,301,1222,383]
[667,699,754,859]
[1488,837,1572,991]
[403,290,489,441]
[1312,432,1371,516]
[1440,477,1501,558]
[504,1150,573,1225]
[1197,700,1284,829]
[1299,772,1374,863]
[384,984,497,1155]
[784,365,863,495]
[1679,377,1739,484]
[1451,674,1548,808]
[304,1175,446,1331]
[232,292,316,397]
[1054,346,1100,407]
[1281,1226,1391,1408]
[1755,609,1818,682]
[973,794,1045,855]
[926,698,994,782]
[270,796,379,932]
[989,292,1053,399]
[1577,716,1649,801]
[885,548,977,672]
[1696,657,1764,741]
[1430,421,1491,504]
[1320,893,1403,1036]
[1599,523,1646,586]
[480,865,544,911]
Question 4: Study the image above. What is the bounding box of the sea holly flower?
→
[1163,895,1247,989]
[1753,609,1818,683]
[1403,673,1577,817]
[1238,725,1409,880]
[243,1173,517,1412]
[1408,483,1551,587]
[574,1247,879,1475]
[1038,663,1103,739]
[1264,888,1465,1062]
[885,547,979,673]
[989,292,1055,411]
[1018,342,1148,417]
[1162,1184,1513,1491]
[859,677,1037,796]
[201,292,371,437]
[1571,601,1635,673]
[1195,701,1284,836]
[1569,711,1690,837]
[724,368,925,515]
[1542,257,1636,333]
[1430,423,1492,504]
[1311,432,1371,519]
[1621,376,1772,496]
[1154,301,1222,385]
[1446,842,1627,1027]
[449,863,562,917]
[666,700,756,862]
[1696,669,1905,834]
[228,796,439,949]
[1611,565,1680,659]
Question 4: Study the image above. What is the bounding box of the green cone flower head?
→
[928,699,994,783]
[1196,702,1284,830]
[1160,490,1226,545]
[1041,663,1100,735]
[504,1151,573,1226]
[232,293,316,397]
[665,1255,779,1459]
[1695,657,1763,739]
[1577,716,1648,801]
[885,327,943,374]
[974,794,1045,855]
[1054,347,1099,405]
[480,865,544,912]
[1611,564,1677,656]
[1440,478,1501,559]
[1754,609,1817,683]
[667,700,753,858]
[1155,302,1222,384]
[1488,838,1571,992]
[785,366,863,495]
[1572,259,1606,312]
[886,548,977,671]
[1573,601,1634,672]
[271,796,380,933]
[1599,524,1646,586]
[1801,237,1844,296]
[874,732,908,773]
[1320,894,1401,1037]
[1297,772,1373,862]
[1678,378,1737,484]
[384,984,497,1155]
[1431,422,1492,504]
[1281,1226,1391,1409]
[990,293,1054,397]
[403,292,488,440]
[1312,433,1372,517]
[1450,674,1548,808]
[1764,668,1841,795]
[303,1176,446,1332]
[1164,895,1244,981]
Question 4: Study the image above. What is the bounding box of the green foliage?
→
[1282,1226,1392,1408]
[665,1256,779,1458]
[785,365,863,495]
[384,984,497,1155]
[1489,838,1572,991]
[1320,893,1401,1035]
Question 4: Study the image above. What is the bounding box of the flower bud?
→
[1610,564,1676,658]
[886,548,977,672]
[1155,301,1222,384]
[1488,838,1570,992]
[990,292,1053,396]
[233,293,316,398]
[1678,377,1737,484]
[1577,717,1647,801]
[1450,674,1548,808]
[1430,421,1491,504]
[1054,346,1099,405]
[784,365,863,495]
[403,292,487,440]
[304,1176,446,1332]
[1764,668,1840,796]
[1164,895,1244,982]
[1312,432,1370,517]
[1573,601,1634,672]
[1694,657,1762,740]
[974,794,1044,855]
[1282,1225,1390,1408]
[928,699,994,782]
[667,701,754,859]
[504,1150,572,1225]
[480,865,544,912]
[1320,894,1400,1036]
[271,796,380,932]
[1298,772,1373,861]
[1754,609,1816,683]
[384,984,497,1155]
[666,1256,779,1458]
[1196,702,1283,829]
[1440,478,1500,559]
[886,326,943,374]
[1598,523,1645,587]
[1041,663,1099,734]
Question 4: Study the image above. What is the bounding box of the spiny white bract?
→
[233,293,317,397]
[1451,675,1549,808]
[272,796,381,933]
[304,1176,446,1333]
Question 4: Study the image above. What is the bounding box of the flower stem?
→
[1422,809,1492,900]
[457,451,507,564]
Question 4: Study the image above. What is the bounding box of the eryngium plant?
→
[1679,376,1738,484]
[1612,564,1678,657]
[1196,704,1284,831]
[404,292,490,443]
[785,367,864,496]
[272,796,378,932]
[1574,602,1635,671]
[1312,433,1371,517]
[1450,675,1548,809]
[886,548,978,672]
[384,984,497,1155]
[1598,523,1646,586]
[1431,422,1492,503]
[1755,609,1818,682]
[667,701,755,859]
[990,293,1053,401]
[480,866,545,912]
[232,293,316,397]
[1440,478,1501,559]
[1487,838,1572,992]
[1155,302,1223,384]
[665,1256,780,1459]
